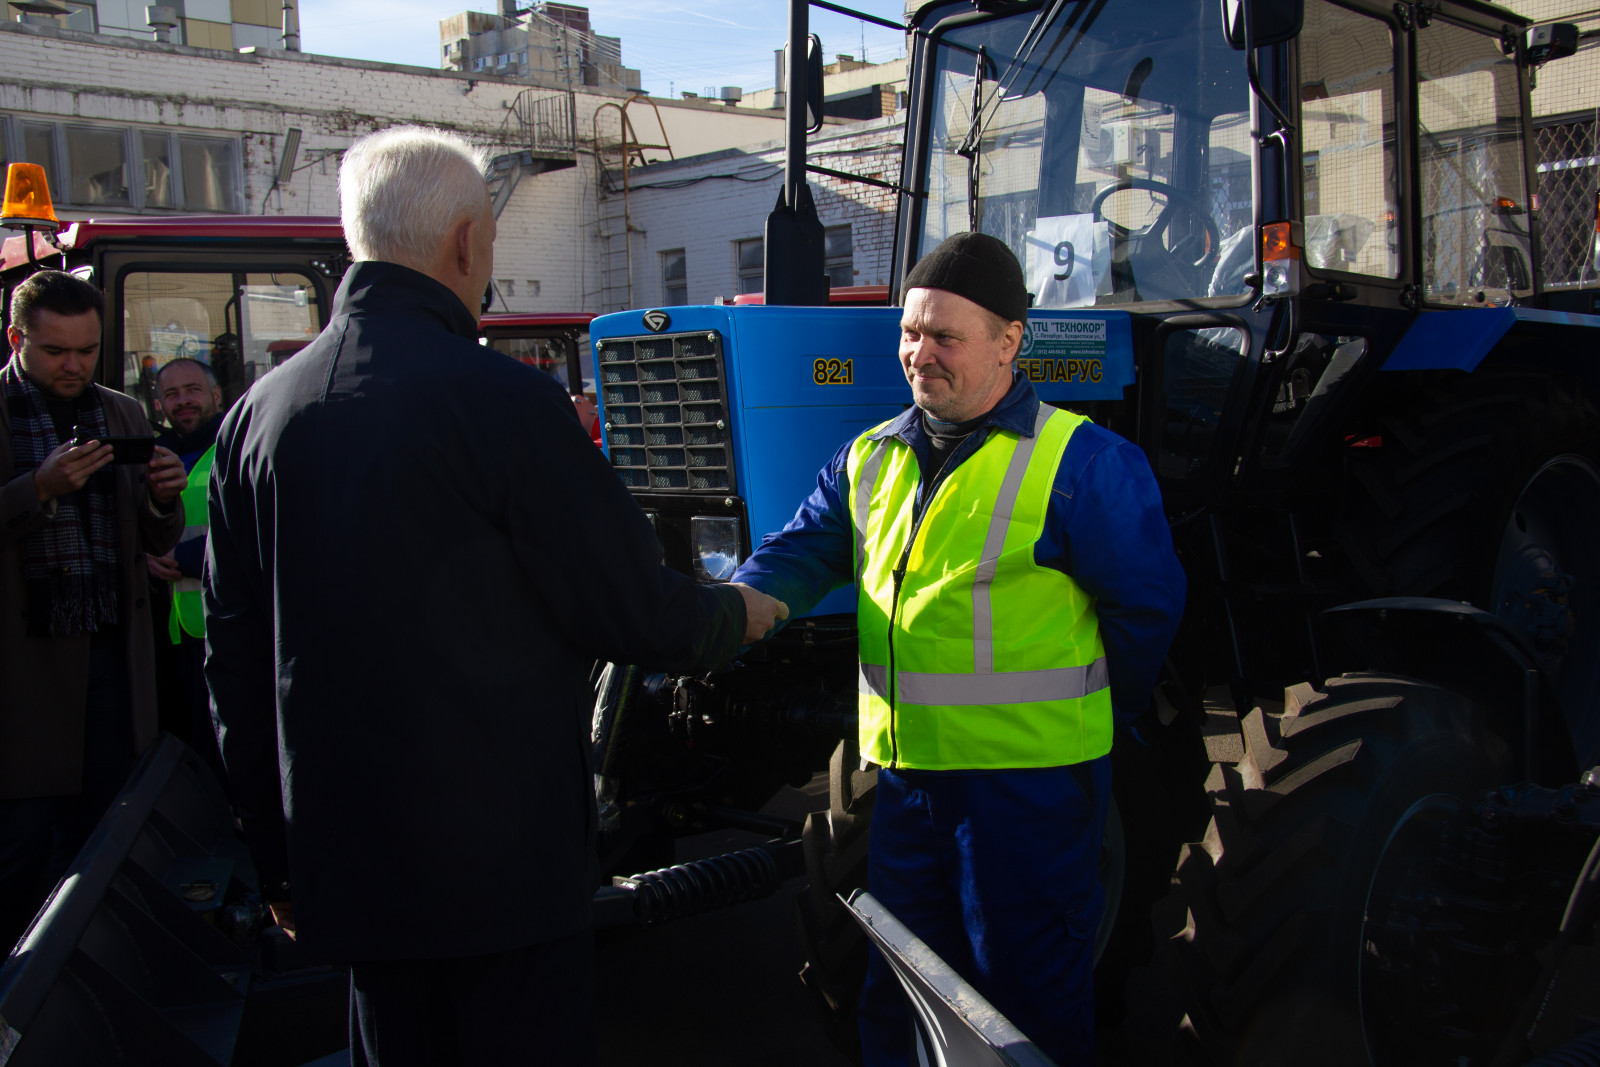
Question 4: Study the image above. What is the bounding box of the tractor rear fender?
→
[1381,307,1600,389]
[1323,597,1579,783]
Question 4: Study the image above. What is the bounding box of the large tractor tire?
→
[1333,368,1600,766]
[1334,372,1599,603]
[1332,375,1600,734]
[1169,673,1513,1066]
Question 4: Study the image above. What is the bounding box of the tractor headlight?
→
[691,516,743,583]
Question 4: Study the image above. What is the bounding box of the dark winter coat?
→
[0,384,183,798]
[204,261,746,961]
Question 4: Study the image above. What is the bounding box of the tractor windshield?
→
[914,0,1253,307]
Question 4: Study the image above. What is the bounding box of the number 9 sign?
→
[1054,240,1075,280]
[1025,215,1097,309]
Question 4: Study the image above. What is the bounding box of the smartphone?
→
[76,435,157,465]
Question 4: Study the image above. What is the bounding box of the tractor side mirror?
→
[806,35,825,134]
[1525,23,1579,66]
[781,35,827,135]
[1221,0,1304,50]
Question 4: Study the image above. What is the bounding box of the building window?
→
[21,122,59,202]
[736,238,764,294]
[1,116,240,213]
[662,249,687,305]
[142,132,174,207]
[37,0,95,32]
[65,125,130,206]
[825,224,854,288]
[177,136,240,212]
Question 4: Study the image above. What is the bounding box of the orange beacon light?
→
[1,162,60,230]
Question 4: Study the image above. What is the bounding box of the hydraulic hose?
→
[614,847,781,927]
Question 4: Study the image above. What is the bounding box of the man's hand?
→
[731,582,789,644]
[146,551,182,582]
[572,393,598,434]
[32,439,112,503]
[267,901,296,939]
[145,446,188,506]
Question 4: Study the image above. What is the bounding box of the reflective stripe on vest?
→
[168,444,214,643]
[847,404,1113,770]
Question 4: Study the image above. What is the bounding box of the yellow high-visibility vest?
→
[168,444,214,643]
[846,405,1112,770]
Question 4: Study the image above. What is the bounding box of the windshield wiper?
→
[1011,0,1083,81]
[960,0,1083,162]
[1004,0,1107,98]
[956,46,990,230]
[953,0,1112,232]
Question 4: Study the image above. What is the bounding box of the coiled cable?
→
[617,847,781,927]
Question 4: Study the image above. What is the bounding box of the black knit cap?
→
[901,232,1029,324]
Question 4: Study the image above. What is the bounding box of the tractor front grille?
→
[597,331,732,492]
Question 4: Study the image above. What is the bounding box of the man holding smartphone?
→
[0,270,187,951]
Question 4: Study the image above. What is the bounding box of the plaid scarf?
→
[2,356,121,638]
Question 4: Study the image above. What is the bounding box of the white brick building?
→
[613,114,904,309]
[0,19,908,315]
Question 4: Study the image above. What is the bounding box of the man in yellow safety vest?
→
[730,232,1186,1065]
[147,357,223,774]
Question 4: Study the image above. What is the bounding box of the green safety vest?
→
[846,405,1113,770]
[168,444,214,644]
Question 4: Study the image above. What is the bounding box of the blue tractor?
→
[591,0,1600,1062]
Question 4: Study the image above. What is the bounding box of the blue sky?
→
[299,1,910,98]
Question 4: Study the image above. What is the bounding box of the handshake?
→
[730,583,789,644]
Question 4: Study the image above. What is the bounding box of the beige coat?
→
[0,385,183,799]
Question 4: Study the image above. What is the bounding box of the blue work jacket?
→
[730,371,1186,727]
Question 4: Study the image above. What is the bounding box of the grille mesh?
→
[597,331,731,492]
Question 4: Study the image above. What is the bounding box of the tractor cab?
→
[479,311,596,399]
[899,0,1584,518]
[907,0,1550,315]
[0,209,348,427]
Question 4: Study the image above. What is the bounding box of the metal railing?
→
[501,87,578,155]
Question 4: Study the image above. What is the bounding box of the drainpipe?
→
[281,0,300,51]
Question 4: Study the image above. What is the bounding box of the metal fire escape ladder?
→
[489,88,580,220]
[593,95,675,311]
